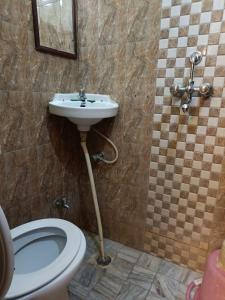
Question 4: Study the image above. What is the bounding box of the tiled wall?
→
[76,0,161,249]
[144,0,225,271]
[0,0,82,227]
[2,0,225,273]
[0,0,161,248]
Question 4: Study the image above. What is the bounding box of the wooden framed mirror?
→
[32,0,77,59]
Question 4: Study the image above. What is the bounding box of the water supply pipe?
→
[80,132,111,266]
[92,128,119,164]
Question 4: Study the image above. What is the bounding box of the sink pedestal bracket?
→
[80,132,111,266]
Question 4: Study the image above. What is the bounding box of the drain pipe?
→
[80,132,111,266]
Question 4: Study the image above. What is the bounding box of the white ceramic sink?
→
[49,93,119,131]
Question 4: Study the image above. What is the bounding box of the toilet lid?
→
[0,206,14,299]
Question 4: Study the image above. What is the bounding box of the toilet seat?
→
[4,218,83,299]
[0,207,14,299]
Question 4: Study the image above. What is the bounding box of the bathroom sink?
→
[49,93,119,131]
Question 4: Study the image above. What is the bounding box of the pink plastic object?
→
[186,250,225,300]
[186,282,201,300]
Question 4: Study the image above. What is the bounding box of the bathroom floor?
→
[68,232,201,300]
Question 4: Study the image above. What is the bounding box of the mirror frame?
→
[31,0,78,59]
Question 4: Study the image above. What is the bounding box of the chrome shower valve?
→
[170,52,213,113]
[170,83,213,98]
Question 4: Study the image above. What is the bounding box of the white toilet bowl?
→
[0,207,86,300]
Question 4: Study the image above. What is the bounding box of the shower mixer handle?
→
[170,83,213,98]
[199,83,213,97]
[170,84,186,97]
[170,51,213,113]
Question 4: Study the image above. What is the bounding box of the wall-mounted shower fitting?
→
[54,197,70,210]
[170,51,213,113]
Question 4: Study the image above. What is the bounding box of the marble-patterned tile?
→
[118,222,145,251]
[116,282,149,300]
[69,291,84,300]
[37,143,64,193]
[68,233,202,300]
[0,91,35,153]
[89,273,123,300]
[2,196,32,228]
[106,257,133,280]
[73,262,105,290]
[69,280,90,300]
[0,53,31,91]
[123,105,150,145]
[117,245,141,264]
[79,46,98,92]
[181,269,202,286]
[113,184,147,227]
[127,265,155,290]
[98,0,127,45]
[28,33,79,93]
[127,0,161,43]
[137,253,162,273]
[104,237,123,252]
[0,0,30,26]
[3,147,38,204]
[147,274,186,300]
[77,0,98,47]
[0,20,28,56]
[158,260,194,284]
[31,92,52,146]
[97,44,126,97]
[83,231,100,251]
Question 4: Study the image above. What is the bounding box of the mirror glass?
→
[32,0,77,59]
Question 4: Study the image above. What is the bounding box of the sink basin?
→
[49,93,119,131]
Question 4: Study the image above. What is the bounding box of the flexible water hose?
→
[80,132,105,260]
[92,128,119,164]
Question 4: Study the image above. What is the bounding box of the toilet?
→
[0,206,86,300]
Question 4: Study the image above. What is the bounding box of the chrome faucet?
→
[170,52,213,113]
[79,88,87,107]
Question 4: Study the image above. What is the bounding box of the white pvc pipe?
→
[80,132,105,260]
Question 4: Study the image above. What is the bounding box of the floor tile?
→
[117,245,141,264]
[116,282,149,300]
[106,257,133,280]
[158,260,190,283]
[158,260,202,285]
[73,262,105,290]
[68,292,84,300]
[127,265,155,289]
[104,238,123,252]
[137,252,162,273]
[89,273,123,300]
[147,274,186,300]
[69,232,202,300]
[69,281,89,300]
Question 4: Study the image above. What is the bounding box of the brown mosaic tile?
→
[145,0,225,272]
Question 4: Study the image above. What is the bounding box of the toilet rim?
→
[6,218,83,299]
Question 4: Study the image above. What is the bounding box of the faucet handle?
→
[170,84,185,97]
[199,83,213,98]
